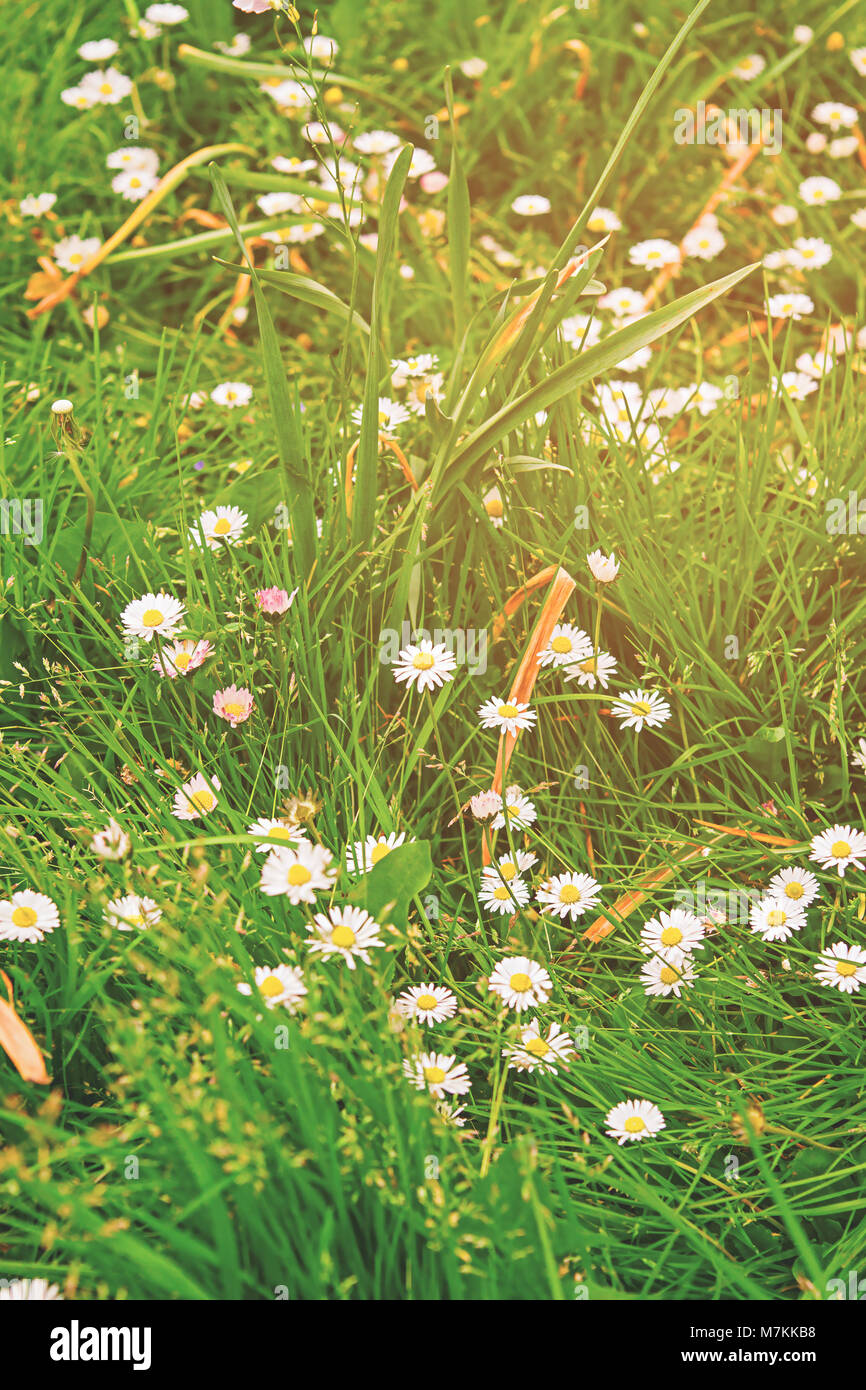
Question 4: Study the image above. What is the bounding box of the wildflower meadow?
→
[2,0,866,1332]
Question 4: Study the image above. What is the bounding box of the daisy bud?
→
[587,549,620,583]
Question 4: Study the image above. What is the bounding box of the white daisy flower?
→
[639,909,705,959]
[53,235,101,273]
[587,549,620,583]
[90,819,130,860]
[829,136,859,159]
[814,942,866,994]
[492,848,537,878]
[435,1100,468,1126]
[511,194,551,216]
[120,591,185,643]
[599,287,647,318]
[733,54,765,79]
[611,688,672,733]
[396,983,458,1024]
[536,871,601,921]
[383,147,436,180]
[172,772,221,821]
[458,57,488,79]
[19,192,57,217]
[61,85,97,110]
[504,1019,575,1073]
[271,154,317,174]
[403,1050,471,1097]
[850,737,866,773]
[562,649,617,690]
[345,830,410,875]
[798,176,842,206]
[605,1097,666,1144]
[353,129,402,155]
[104,894,162,931]
[351,396,411,433]
[538,623,593,668]
[812,101,858,130]
[787,237,832,271]
[477,696,537,737]
[586,206,621,233]
[391,640,457,694]
[0,891,60,943]
[490,785,537,831]
[302,33,338,63]
[247,818,302,853]
[851,47,866,77]
[260,841,336,903]
[767,866,820,908]
[488,955,552,1012]
[106,146,159,174]
[772,371,818,401]
[749,895,806,942]
[0,1278,62,1300]
[305,905,384,969]
[80,67,133,104]
[210,381,253,408]
[78,38,119,61]
[682,223,726,259]
[111,168,159,202]
[479,871,530,915]
[151,638,212,678]
[188,505,248,550]
[145,4,189,23]
[810,824,866,877]
[237,964,307,1012]
[641,953,696,997]
[627,238,680,269]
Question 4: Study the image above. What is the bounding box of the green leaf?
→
[215,260,370,337]
[347,839,433,931]
[444,68,470,344]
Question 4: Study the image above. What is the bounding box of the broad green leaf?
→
[348,839,433,931]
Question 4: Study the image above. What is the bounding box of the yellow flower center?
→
[173,651,191,670]
[835,960,857,977]
[494,885,510,900]
[412,652,435,670]
[486,496,504,517]
[559,884,581,903]
[659,966,678,984]
[509,972,532,992]
[424,1066,446,1085]
[497,703,520,719]
[660,926,683,946]
[287,865,312,886]
[831,840,851,859]
[331,925,356,948]
[377,411,389,427]
[99,83,113,95]
[784,882,803,900]
[142,608,164,627]
[631,701,653,718]
[416,993,438,1011]
[260,975,284,998]
[624,1116,646,1133]
[525,1035,550,1057]
[223,702,246,718]
[69,252,83,264]
[551,635,572,654]
[191,789,215,812]
[499,862,516,881]
[130,177,141,188]
[11,906,38,928]
[370,842,391,864]
[212,518,232,535]
[269,825,292,840]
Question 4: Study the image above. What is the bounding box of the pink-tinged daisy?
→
[536,871,601,921]
[90,818,130,860]
[611,688,672,734]
[504,1019,575,1074]
[396,983,458,1024]
[538,623,593,668]
[490,785,537,831]
[810,824,866,878]
[767,866,820,908]
[640,953,697,997]
[305,905,384,969]
[189,506,248,551]
[814,942,866,994]
[237,964,307,1012]
[391,640,457,694]
[260,841,336,903]
[255,586,297,615]
[0,1278,62,1300]
[749,895,806,942]
[213,684,254,728]
[171,772,221,821]
[639,908,705,959]
[469,789,502,822]
[151,638,212,678]
[605,1098,666,1144]
[120,591,185,643]
[0,890,60,943]
[488,955,552,1012]
[345,830,411,876]
[104,894,162,931]
[247,818,302,853]
[477,696,537,737]
[402,1051,471,1097]
[479,871,530,915]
